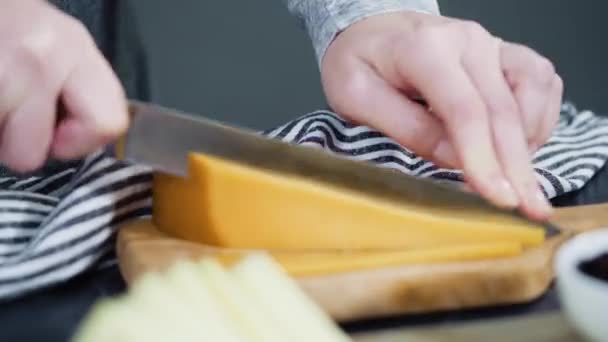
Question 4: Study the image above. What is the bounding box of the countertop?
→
[2,164,607,342]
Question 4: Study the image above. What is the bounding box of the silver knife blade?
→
[120,100,559,236]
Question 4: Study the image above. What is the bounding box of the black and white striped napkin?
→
[1,101,607,300]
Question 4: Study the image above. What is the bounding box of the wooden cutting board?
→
[116,203,608,322]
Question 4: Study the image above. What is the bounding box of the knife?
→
[117,100,560,237]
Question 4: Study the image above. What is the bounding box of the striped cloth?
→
[0,102,607,300]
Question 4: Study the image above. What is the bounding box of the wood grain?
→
[116,203,608,322]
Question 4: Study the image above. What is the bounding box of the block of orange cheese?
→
[152,153,545,250]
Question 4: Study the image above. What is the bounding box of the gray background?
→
[130,0,607,130]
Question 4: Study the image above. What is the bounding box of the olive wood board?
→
[116,203,608,322]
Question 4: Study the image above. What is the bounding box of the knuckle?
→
[416,25,442,41]
[445,98,481,124]
[7,12,94,81]
[339,72,370,102]
[488,97,519,117]
[65,16,94,45]
[510,57,556,89]
[14,35,55,74]
[14,16,93,74]
[395,28,445,68]
[457,20,489,38]
[408,26,444,53]
[535,57,556,81]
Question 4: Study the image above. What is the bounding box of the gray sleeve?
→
[285,0,440,66]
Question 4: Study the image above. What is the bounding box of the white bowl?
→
[555,228,608,342]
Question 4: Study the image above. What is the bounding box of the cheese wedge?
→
[153,153,545,250]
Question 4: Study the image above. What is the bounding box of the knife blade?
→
[117,100,559,236]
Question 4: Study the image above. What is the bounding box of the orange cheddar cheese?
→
[153,153,545,250]
[210,242,523,276]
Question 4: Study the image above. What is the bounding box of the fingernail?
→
[496,178,520,208]
[530,185,553,217]
[534,186,553,216]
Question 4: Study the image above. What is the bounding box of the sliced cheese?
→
[208,242,522,276]
[127,273,214,341]
[197,258,286,341]
[72,300,170,342]
[153,153,545,250]
[75,255,352,342]
[272,241,522,276]
[163,261,249,341]
[231,252,351,342]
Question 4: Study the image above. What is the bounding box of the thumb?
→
[324,64,458,168]
[51,50,128,160]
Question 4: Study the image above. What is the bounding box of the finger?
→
[51,45,128,159]
[501,42,556,148]
[322,59,458,168]
[459,181,474,193]
[0,90,56,172]
[0,54,35,117]
[394,34,519,209]
[463,36,552,219]
[0,16,67,171]
[537,75,563,149]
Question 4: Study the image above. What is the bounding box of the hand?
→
[0,0,128,172]
[321,11,563,221]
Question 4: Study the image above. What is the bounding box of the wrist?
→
[316,1,441,66]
